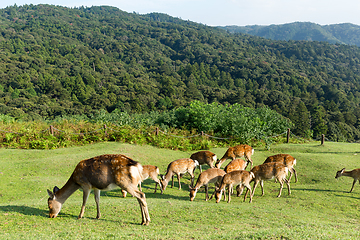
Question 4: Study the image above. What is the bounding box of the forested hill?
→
[1,4,360,142]
[219,22,360,47]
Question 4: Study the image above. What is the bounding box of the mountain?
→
[1,4,360,142]
[219,22,360,47]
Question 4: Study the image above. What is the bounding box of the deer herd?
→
[47,144,359,226]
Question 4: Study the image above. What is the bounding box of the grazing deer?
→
[190,150,217,172]
[224,158,249,197]
[47,154,150,225]
[248,162,290,199]
[335,168,360,193]
[189,168,226,201]
[215,144,254,169]
[122,165,163,197]
[263,154,297,183]
[213,170,255,203]
[160,158,199,192]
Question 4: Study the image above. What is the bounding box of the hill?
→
[1,5,360,142]
[219,22,360,46]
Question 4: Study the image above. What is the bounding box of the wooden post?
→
[201,131,204,136]
[321,134,325,145]
[50,125,54,135]
[286,128,290,143]
[104,124,107,136]
[155,127,159,136]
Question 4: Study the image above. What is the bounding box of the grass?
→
[1,141,360,239]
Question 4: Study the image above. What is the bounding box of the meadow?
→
[0,141,360,239]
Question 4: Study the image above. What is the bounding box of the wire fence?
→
[0,124,317,144]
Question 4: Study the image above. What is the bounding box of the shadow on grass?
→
[0,205,48,217]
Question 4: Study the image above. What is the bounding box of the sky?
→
[1,0,360,27]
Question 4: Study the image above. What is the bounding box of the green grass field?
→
[1,141,360,239]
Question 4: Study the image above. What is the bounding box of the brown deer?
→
[47,154,150,225]
[224,158,248,173]
[248,162,291,199]
[213,170,255,203]
[190,150,217,172]
[263,154,297,182]
[215,144,254,169]
[335,168,360,193]
[189,168,226,201]
[122,165,163,197]
[160,158,199,192]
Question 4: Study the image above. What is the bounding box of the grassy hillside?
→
[1,141,360,239]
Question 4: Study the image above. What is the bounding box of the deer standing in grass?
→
[189,168,226,201]
[335,168,360,193]
[213,170,255,203]
[263,154,298,183]
[122,165,163,197]
[160,158,199,192]
[215,144,254,169]
[224,158,248,196]
[47,154,150,225]
[190,150,217,173]
[247,162,291,199]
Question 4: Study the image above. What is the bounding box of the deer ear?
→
[341,168,345,173]
[47,189,55,199]
[160,174,164,180]
[53,186,60,194]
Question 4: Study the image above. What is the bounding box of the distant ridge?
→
[219,22,360,47]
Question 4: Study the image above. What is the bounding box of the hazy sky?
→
[1,0,359,26]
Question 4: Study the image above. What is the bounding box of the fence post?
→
[201,131,204,136]
[50,125,54,135]
[286,128,290,143]
[321,134,325,145]
[155,127,159,136]
[104,124,107,136]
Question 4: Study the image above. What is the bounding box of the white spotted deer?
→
[248,162,291,199]
[190,150,217,173]
[189,168,226,201]
[215,144,254,169]
[47,154,150,225]
[335,168,360,193]
[160,158,199,192]
[213,170,255,203]
[224,158,248,196]
[122,165,163,197]
[263,154,298,182]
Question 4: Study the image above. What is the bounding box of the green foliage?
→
[0,5,359,141]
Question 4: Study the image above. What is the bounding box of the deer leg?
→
[227,184,233,203]
[78,187,91,219]
[176,173,182,190]
[93,189,101,219]
[293,168,298,183]
[277,178,284,197]
[198,165,202,173]
[285,178,291,195]
[171,175,174,188]
[252,180,260,197]
[205,184,209,201]
[189,172,195,188]
[260,180,265,196]
[243,183,252,203]
[349,179,357,193]
[127,188,150,226]
[138,182,142,192]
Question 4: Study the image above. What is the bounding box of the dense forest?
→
[1,4,360,142]
[220,22,360,47]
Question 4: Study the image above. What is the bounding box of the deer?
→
[160,158,199,192]
[122,165,163,197]
[224,158,248,196]
[247,162,291,199]
[190,150,217,173]
[212,170,255,203]
[263,154,297,183]
[46,154,151,226]
[335,168,360,193]
[215,144,254,169]
[189,168,226,201]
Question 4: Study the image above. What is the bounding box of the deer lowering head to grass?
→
[190,150,217,173]
[215,144,254,169]
[263,154,298,183]
[335,168,360,193]
[47,154,150,225]
[189,168,226,201]
[248,162,291,199]
[122,164,163,198]
[213,170,255,203]
[160,158,199,192]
